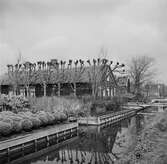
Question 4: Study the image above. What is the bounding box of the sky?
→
[0,0,167,83]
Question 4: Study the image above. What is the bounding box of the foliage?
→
[116,111,167,164]
[0,94,30,112]
[0,110,68,137]
[0,121,13,136]
[28,96,92,117]
[21,119,33,132]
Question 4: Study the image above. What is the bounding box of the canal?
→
[5,106,164,164]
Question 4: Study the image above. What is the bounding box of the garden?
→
[0,94,86,137]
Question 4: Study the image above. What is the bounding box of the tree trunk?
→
[26,86,29,97]
[74,83,76,96]
[58,83,60,96]
[43,83,46,97]
[92,84,96,100]
[13,86,17,96]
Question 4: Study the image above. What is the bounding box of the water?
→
[9,106,166,164]
[18,115,144,164]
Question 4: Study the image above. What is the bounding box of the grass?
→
[116,110,167,164]
[28,96,92,117]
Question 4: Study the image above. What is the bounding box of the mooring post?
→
[7,148,10,163]
[22,143,24,156]
[46,136,50,147]
[34,139,37,152]
[97,117,100,125]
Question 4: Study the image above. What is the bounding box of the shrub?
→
[36,111,49,126]
[45,112,55,125]
[0,94,30,112]
[59,113,67,122]
[52,112,61,123]
[0,121,13,136]
[156,118,167,132]
[12,120,22,133]
[8,116,22,133]
[21,119,33,132]
[30,117,42,129]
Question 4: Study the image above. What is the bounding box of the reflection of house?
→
[0,63,128,98]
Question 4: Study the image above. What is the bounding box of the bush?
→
[59,113,67,122]
[29,117,42,129]
[36,111,49,126]
[0,121,13,136]
[21,119,33,132]
[2,118,14,124]
[12,120,22,133]
[0,94,30,112]
[156,118,167,132]
[8,116,22,133]
[45,112,55,125]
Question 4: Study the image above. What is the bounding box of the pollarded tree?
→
[66,59,85,96]
[128,56,155,98]
[7,55,23,95]
[35,61,53,97]
[21,62,37,97]
[7,63,22,95]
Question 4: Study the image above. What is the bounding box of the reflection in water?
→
[21,115,145,164]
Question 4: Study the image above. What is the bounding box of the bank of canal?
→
[2,106,163,164]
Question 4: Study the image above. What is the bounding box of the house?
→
[0,60,128,99]
[144,83,167,98]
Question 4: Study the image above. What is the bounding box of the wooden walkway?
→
[78,105,150,125]
[0,122,78,151]
[0,122,78,163]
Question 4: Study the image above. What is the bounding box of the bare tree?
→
[7,55,22,95]
[128,56,155,97]
[35,61,53,97]
[21,62,36,97]
[66,59,85,96]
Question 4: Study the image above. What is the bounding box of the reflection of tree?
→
[30,125,121,164]
[136,114,144,134]
[68,125,119,163]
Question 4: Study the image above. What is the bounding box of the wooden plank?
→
[0,122,78,151]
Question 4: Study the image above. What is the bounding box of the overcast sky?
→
[0,0,167,82]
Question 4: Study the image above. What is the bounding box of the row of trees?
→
[7,58,125,98]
